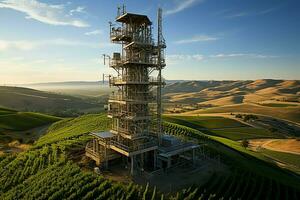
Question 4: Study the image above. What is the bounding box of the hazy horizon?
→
[1,0,299,84]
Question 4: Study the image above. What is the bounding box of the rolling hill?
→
[1,113,300,199]
[0,107,61,131]
[0,107,61,146]
[184,103,300,123]
[0,86,104,116]
[163,79,300,104]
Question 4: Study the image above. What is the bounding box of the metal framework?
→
[86,6,166,175]
[86,6,199,176]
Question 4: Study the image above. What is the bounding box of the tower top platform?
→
[116,12,152,25]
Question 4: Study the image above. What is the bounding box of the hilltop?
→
[163,79,300,123]
[0,86,103,116]
[163,79,300,104]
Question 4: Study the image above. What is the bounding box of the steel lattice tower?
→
[105,6,166,174]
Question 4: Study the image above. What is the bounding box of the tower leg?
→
[192,149,196,164]
[154,150,157,170]
[131,155,134,175]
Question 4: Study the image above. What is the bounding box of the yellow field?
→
[183,103,300,123]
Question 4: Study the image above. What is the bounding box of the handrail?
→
[110,56,162,67]
[110,140,157,152]
[110,27,154,45]
[109,75,165,85]
[109,92,155,102]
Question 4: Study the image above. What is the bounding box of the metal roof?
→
[116,13,152,25]
[90,131,115,139]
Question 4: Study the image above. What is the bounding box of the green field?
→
[209,127,281,140]
[0,108,61,131]
[163,121,300,199]
[163,115,280,140]
[163,115,246,129]
[35,114,110,148]
[1,113,300,199]
[260,149,300,173]
[0,86,103,117]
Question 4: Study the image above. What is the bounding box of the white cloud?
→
[167,54,204,62]
[226,7,279,19]
[226,12,248,18]
[174,35,218,44]
[85,30,103,36]
[210,53,278,58]
[0,40,35,50]
[0,0,89,27]
[165,0,204,16]
[0,38,110,51]
[69,6,86,15]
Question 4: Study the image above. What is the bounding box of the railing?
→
[109,56,162,68]
[109,92,155,102]
[110,140,157,153]
[110,28,154,45]
[111,127,152,138]
[85,142,104,159]
[109,75,165,85]
[107,110,151,119]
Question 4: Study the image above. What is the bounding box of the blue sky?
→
[0,0,299,84]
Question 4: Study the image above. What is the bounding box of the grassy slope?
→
[0,86,101,115]
[35,114,110,148]
[260,149,300,173]
[184,103,300,123]
[0,114,201,200]
[163,115,246,129]
[1,113,299,199]
[163,121,300,199]
[209,127,279,140]
[0,108,61,131]
[165,116,300,184]
[163,115,280,140]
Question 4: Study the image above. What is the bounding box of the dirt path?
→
[249,139,300,155]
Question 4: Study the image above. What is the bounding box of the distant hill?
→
[0,86,103,116]
[163,79,300,104]
[0,107,61,144]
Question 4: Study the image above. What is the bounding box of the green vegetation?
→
[0,86,103,117]
[163,115,245,129]
[35,114,110,148]
[209,127,281,140]
[0,114,221,199]
[260,149,300,173]
[164,115,281,140]
[1,112,300,199]
[0,108,61,131]
[163,121,300,199]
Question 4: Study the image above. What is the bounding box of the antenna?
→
[102,54,111,65]
[157,8,163,144]
[117,6,121,16]
[102,73,111,85]
[122,4,126,14]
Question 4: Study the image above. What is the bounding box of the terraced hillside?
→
[0,114,222,200]
[163,120,300,199]
[1,113,299,199]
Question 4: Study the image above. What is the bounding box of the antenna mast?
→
[157,8,164,143]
